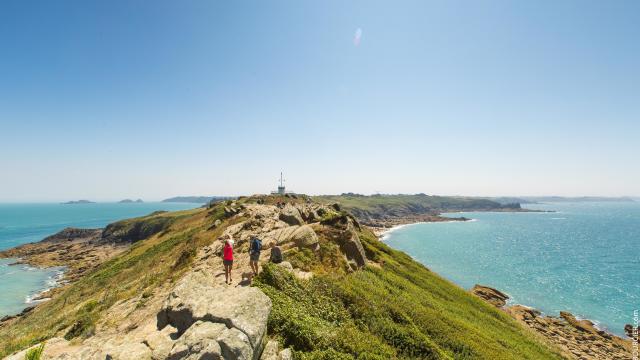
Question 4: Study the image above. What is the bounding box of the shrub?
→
[24,343,44,360]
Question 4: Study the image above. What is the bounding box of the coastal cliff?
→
[0,194,621,359]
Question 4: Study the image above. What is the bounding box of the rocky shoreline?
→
[0,228,125,283]
[470,285,634,359]
[0,227,133,324]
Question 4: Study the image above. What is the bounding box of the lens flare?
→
[354,28,362,46]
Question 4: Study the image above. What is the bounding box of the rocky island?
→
[0,194,634,359]
[61,200,95,205]
[118,199,144,203]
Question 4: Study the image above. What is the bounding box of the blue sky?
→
[1,1,638,201]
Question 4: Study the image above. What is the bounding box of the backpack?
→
[270,246,283,264]
[251,238,262,254]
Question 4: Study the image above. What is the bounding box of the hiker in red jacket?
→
[223,237,234,285]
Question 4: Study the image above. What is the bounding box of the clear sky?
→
[1,1,639,201]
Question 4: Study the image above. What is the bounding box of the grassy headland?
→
[315,193,522,229]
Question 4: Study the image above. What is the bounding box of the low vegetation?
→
[255,229,562,359]
[24,343,44,360]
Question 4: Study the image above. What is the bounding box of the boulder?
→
[261,226,300,250]
[143,324,177,359]
[167,321,225,360]
[278,205,304,226]
[279,348,293,360]
[260,340,279,360]
[276,261,294,272]
[218,326,253,360]
[290,225,319,249]
[505,305,541,322]
[471,285,510,307]
[157,272,272,356]
[335,222,367,268]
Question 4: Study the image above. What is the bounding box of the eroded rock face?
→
[470,285,509,308]
[157,272,272,360]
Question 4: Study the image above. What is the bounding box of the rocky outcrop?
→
[278,204,303,226]
[625,324,639,338]
[157,272,272,359]
[559,311,606,336]
[506,306,632,359]
[470,285,634,359]
[337,223,367,268]
[102,215,174,244]
[470,285,509,308]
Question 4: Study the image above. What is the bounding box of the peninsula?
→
[0,194,633,359]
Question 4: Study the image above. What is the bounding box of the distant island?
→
[161,196,234,204]
[61,200,95,204]
[118,199,144,203]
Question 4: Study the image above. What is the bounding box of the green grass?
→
[255,229,562,359]
[24,343,44,360]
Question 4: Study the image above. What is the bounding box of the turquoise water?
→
[384,202,639,336]
[0,202,201,317]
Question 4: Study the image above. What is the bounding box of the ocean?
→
[384,202,640,336]
[0,202,201,317]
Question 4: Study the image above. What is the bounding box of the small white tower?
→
[277,172,286,195]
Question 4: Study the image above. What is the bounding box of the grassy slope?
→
[255,228,562,359]
[0,207,225,357]
[1,198,560,359]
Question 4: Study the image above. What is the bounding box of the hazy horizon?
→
[2,1,638,202]
[1,192,637,204]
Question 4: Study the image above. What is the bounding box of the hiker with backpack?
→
[249,235,262,276]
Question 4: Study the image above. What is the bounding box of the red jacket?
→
[223,242,233,261]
